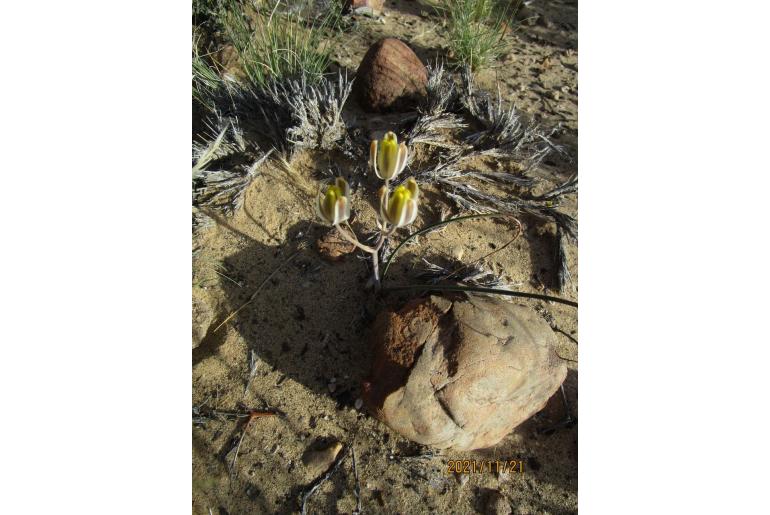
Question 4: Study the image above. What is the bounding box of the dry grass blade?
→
[406,63,466,149]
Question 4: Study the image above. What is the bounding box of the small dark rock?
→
[316,228,356,262]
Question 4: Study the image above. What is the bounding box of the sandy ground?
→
[193,1,578,513]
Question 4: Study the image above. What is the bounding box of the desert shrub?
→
[434,0,520,71]
[218,0,343,88]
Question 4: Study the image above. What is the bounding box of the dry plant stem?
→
[335,223,376,253]
[301,446,350,515]
[444,217,523,280]
[385,284,578,307]
[228,410,277,477]
[335,222,392,290]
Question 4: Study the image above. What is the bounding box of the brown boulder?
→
[353,38,428,112]
[362,295,567,451]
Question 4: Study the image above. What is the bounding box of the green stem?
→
[383,284,577,308]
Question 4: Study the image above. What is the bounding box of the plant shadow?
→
[195,220,382,406]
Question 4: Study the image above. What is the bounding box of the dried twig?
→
[243,349,260,397]
[226,408,279,477]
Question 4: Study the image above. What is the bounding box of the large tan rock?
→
[353,38,428,112]
[362,295,567,451]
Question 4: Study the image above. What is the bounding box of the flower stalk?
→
[316,131,418,291]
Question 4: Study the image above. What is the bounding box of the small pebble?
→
[355,398,364,410]
[301,442,343,479]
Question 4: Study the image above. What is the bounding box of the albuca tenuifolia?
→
[316,131,419,289]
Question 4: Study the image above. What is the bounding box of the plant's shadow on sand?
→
[193,212,577,513]
[194,219,380,405]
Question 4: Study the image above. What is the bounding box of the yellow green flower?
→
[316,177,351,225]
[379,178,419,228]
[370,131,408,181]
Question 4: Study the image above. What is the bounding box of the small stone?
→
[301,442,343,479]
[450,245,465,260]
[316,228,356,262]
[353,38,428,112]
[355,398,364,410]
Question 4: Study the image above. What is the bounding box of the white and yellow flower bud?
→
[316,177,351,225]
[379,178,419,228]
[370,131,408,181]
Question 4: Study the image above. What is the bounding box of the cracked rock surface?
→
[363,294,566,451]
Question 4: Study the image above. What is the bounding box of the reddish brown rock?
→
[316,228,356,262]
[353,38,428,112]
[362,295,567,451]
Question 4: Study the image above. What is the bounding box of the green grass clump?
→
[192,32,223,107]
[436,0,520,72]
[218,0,342,88]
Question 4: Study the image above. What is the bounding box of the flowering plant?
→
[316,131,419,289]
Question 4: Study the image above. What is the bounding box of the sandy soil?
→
[193,1,577,513]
